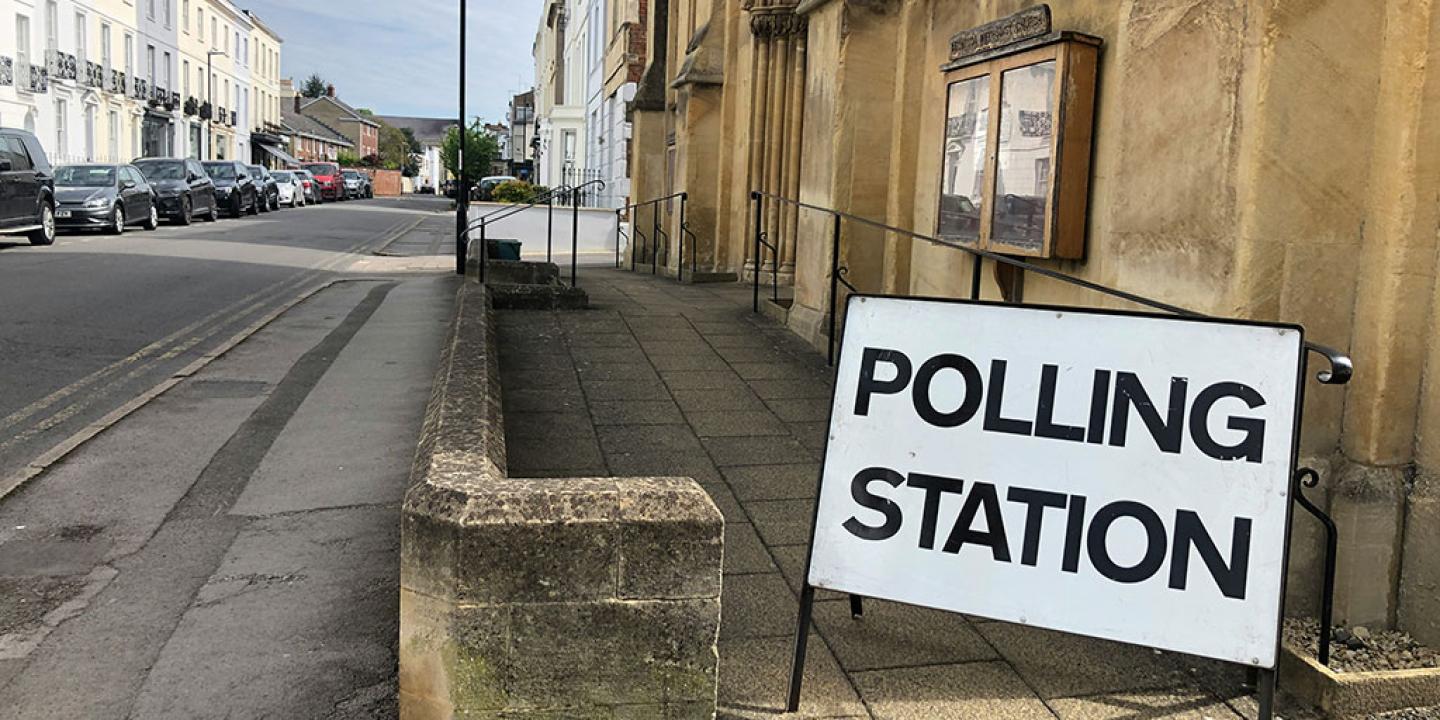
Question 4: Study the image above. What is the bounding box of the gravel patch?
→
[1284,617,1440,673]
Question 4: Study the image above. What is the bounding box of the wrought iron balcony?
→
[184,97,199,116]
[169,92,181,111]
[108,68,126,95]
[46,49,77,82]
[25,62,49,94]
[0,57,12,88]
[85,61,104,88]
[133,77,150,101]
[199,101,213,120]
[217,106,227,124]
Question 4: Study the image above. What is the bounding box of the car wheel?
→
[204,202,218,222]
[247,193,260,216]
[177,197,192,226]
[231,196,243,218]
[27,204,56,246]
[257,193,268,213]
[270,196,279,211]
[109,204,125,235]
[143,203,159,231]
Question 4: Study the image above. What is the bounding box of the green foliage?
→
[490,181,537,204]
[336,150,361,167]
[378,123,419,175]
[399,127,422,155]
[301,74,328,98]
[440,120,500,184]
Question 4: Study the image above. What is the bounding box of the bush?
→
[491,180,537,204]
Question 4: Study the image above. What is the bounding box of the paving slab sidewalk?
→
[496,266,1327,720]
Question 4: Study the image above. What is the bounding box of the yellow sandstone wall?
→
[631,0,1440,641]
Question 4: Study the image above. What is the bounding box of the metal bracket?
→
[1304,342,1353,385]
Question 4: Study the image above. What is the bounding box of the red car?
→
[303,162,343,201]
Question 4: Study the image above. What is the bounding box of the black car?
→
[248,165,280,212]
[0,128,56,245]
[132,157,219,225]
[202,161,259,218]
[53,164,159,234]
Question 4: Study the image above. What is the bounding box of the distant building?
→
[507,90,536,181]
[483,122,509,176]
[299,86,379,159]
[375,114,455,193]
[281,85,351,163]
[533,0,586,189]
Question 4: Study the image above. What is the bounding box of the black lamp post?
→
[455,0,468,275]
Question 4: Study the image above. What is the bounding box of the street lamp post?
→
[207,50,225,160]
[456,0,468,275]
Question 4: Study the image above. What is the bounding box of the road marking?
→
[0,217,420,469]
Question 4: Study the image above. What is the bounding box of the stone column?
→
[1334,0,1440,630]
[744,0,807,286]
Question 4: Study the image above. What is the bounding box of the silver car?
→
[271,170,305,208]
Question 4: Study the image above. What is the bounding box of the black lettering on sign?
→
[984,360,1034,436]
[913,354,983,427]
[843,467,905,540]
[1087,501,1168,584]
[1190,382,1267,463]
[1006,487,1068,566]
[906,472,965,550]
[855,348,912,416]
[1035,364,1086,442]
[942,481,1011,561]
[1170,510,1252,599]
[1110,373,1188,454]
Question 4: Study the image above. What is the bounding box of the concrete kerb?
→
[398,281,723,718]
[1280,645,1440,718]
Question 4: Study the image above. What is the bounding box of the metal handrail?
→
[617,192,690,280]
[748,189,1353,385]
[465,184,574,232]
[467,179,605,288]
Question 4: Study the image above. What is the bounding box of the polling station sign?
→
[806,296,1305,668]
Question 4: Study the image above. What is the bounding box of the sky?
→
[241,0,543,123]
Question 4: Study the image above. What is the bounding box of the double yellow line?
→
[0,216,424,497]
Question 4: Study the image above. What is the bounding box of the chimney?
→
[326,84,336,97]
[294,94,302,113]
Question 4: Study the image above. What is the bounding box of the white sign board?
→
[807,296,1304,668]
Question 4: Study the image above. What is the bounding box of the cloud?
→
[242,0,542,121]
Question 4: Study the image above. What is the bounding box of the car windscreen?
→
[133,160,184,180]
[304,164,336,177]
[271,171,294,182]
[343,171,360,179]
[248,166,266,177]
[55,166,116,187]
[203,163,236,179]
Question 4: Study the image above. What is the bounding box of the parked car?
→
[248,165,280,212]
[292,168,320,204]
[477,175,517,201]
[341,169,365,200]
[132,157,218,225]
[303,162,343,201]
[359,171,374,198]
[202,161,259,217]
[53,164,159,234]
[0,127,56,245]
[271,170,305,208]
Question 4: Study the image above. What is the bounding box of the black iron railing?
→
[460,179,606,288]
[561,167,606,207]
[615,193,693,282]
[747,191,1355,717]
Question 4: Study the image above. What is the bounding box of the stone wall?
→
[399,282,723,718]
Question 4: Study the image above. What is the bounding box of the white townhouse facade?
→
[0,0,279,164]
[533,0,587,189]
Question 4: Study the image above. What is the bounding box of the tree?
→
[301,74,328,98]
[440,120,499,185]
[336,150,361,167]
[378,123,419,175]
[399,127,422,155]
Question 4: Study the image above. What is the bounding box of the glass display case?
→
[939,33,1099,259]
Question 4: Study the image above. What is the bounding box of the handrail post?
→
[547,194,554,264]
[572,183,580,287]
[751,191,762,313]
[970,253,983,300]
[677,195,685,283]
[478,219,487,284]
[615,209,622,268]
[652,201,659,276]
[828,213,841,366]
[773,219,780,304]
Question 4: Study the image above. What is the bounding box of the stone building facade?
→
[627,0,1440,648]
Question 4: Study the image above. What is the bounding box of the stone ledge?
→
[400,282,723,719]
[1281,643,1440,718]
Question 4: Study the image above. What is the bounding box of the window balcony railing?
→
[108,68,126,95]
[46,49,77,82]
[199,101,213,120]
[23,62,49,94]
[0,57,12,88]
[132,77,150,101]
[85,61,104,88]
[184,96,199,116]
